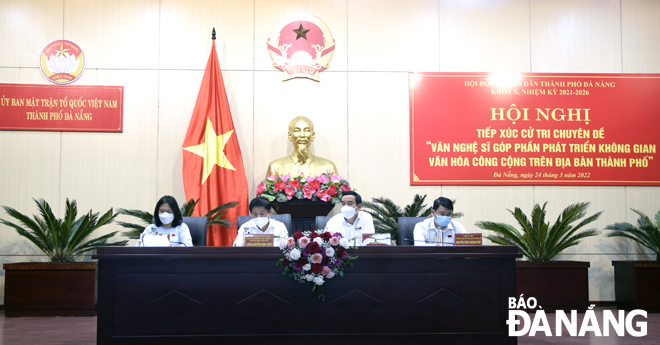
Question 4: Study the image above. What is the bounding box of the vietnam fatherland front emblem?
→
[39,39,86,85]
[267,13,335,81]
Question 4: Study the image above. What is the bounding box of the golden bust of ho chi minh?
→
[266,116,339,177]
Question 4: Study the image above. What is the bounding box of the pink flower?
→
[326,270,335,279]
[303,185,314,199]
[311,253,323,264]
[287,237,295,248]
[330,237,339,246]
[321,266,331,276]
[331,174,342,183]
[298,237,310,248]
[326,184,338,197]
[280,174,291,182]
[317,174,329,184]
[274,181,286,192]
[267,173,277,182]
[316,189,329,202]
[306,176,315,183]
[285,186,295,200]
[340,184,351,192]
[256,181,267,195]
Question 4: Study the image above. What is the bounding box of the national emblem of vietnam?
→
[39,40,86,85]
[267,13,336,81]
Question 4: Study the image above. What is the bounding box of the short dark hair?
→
[341,191,362,205]
[249,197,272,213]
[433,197,454,211]
[154,195,183,227]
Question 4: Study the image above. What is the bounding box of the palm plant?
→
[475,202,602,262]
[117,199,239,239]
[605,209,660,261]
[362,194,463,244]
[0,198,128,263]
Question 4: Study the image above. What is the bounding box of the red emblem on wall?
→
[267,13,336,81]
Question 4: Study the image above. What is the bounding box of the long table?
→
[94,246,521,345]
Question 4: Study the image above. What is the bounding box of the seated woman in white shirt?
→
[233,197,288,247]
[135,195,193,247]
[413,197,466,246]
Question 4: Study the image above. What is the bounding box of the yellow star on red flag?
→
[183,117,236,184]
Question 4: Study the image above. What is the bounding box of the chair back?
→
[315,216,333,232]
[236,214,293,236]
[183,216,208,246]
[398,217,428,246]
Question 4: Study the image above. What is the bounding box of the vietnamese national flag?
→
[182,38,248,246]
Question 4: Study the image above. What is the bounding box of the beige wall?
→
[1,0,659,304]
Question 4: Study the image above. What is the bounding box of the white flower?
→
[313,237,323,245]
[340,239,350,248]
[305,274,314,281]
[313,276,325,285]
[303,264,311,271]
[325,247,335,257]
[326,270,335,279]
[278,239,287,250]
[289,248,301,260]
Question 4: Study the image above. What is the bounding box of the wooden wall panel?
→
[64,0,160,69]
[254,0,348,72]
[439,0,531,72]
[160,0,255,71]
[59,70,159,226]
[0,0,63,68]
[530,0,621,72]
[622,0,660,73]
[347,72,416,204]
[348,0,440,72]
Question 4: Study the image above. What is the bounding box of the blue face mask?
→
[435,215,451,227]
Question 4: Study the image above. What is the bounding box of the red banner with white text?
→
[0,84,123,132]
[410,73,659,185]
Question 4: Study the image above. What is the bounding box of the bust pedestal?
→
[271,199,335,232]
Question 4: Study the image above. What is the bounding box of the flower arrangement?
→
[277,230,357,298]
[257,172,351,204]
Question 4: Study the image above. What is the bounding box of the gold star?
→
[55,44,70,58]
[293,24,310,40]
[183,118,236,184]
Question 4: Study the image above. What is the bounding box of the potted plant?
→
[606,209,660,311]
[1,198,127,316]
[362,194,463,245]
[475,202,602,311]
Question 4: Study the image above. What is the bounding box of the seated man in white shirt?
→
[324,191,375,246]
[413,197,466,246]
[233,197,289,247]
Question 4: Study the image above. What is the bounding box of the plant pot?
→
[516,261,590,312]
[611,260,660,312]
[271,199,335,218]
[3,262,97,317]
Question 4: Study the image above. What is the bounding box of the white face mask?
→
[254,216,269,228]
[159,212,174,225]
[341,206,357,219]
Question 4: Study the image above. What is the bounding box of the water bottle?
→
[427,228,436,244]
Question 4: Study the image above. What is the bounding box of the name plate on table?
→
[141,234,171,247]
[362,233,391,246]
[454,233,482,245]
[245,234,274,247]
